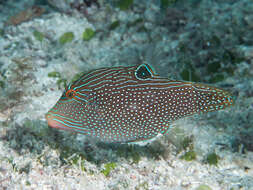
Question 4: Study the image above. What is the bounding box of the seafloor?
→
[0,0,253,189]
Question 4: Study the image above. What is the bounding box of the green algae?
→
[178,50,201,82]
[56,78,67,89]
[160,0,178,9]
[178,37,246,85]
[196,184,212,190]
[166,127,191,152]
[102,162,117,177]
[82,28,95,41]
[33,30,44,42]
[0,80,4,88]
[18,163,31,174]
[117,0,134,10]
[180,66,200,82]
[68,154,86,172]
[25,181,31,186]
[59,32,74,45]
[3,156,30,174]
[205,47,246,83]
[57,145,87,171]
[127,18,143,28]
[0,28,4,36]
[209,74,224,83]
[48,71,61,78]
[181,136,194,150]
[206,152,219,166]
[116,145,141,164]
[180,151,196,161]
[178,42,188,53]
[207,61,221,73]
[222,49,244,65]
[224,67,234,75]
[135,181,149,190]
[109,20,120,30]
[3,156,18,172]
[209,35,221,47]
[131,151,141,164]
[48,71,67,89]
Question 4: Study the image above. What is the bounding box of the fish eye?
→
[135,64,152,80]
[66,89,76,99]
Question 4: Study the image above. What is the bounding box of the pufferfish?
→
[46,64,233,143]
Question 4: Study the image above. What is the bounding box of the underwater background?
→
[0,0,253,189]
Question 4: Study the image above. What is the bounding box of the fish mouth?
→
[45,112,86,133]
[46,112,68,130]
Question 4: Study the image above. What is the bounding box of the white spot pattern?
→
[47,64,234,143]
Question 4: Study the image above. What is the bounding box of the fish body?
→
[46,64,233,143]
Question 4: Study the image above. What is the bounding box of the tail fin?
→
[190,83,234,114]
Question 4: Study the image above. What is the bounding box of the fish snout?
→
[46,112,66,130]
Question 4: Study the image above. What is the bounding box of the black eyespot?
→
[135,65,152,79]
